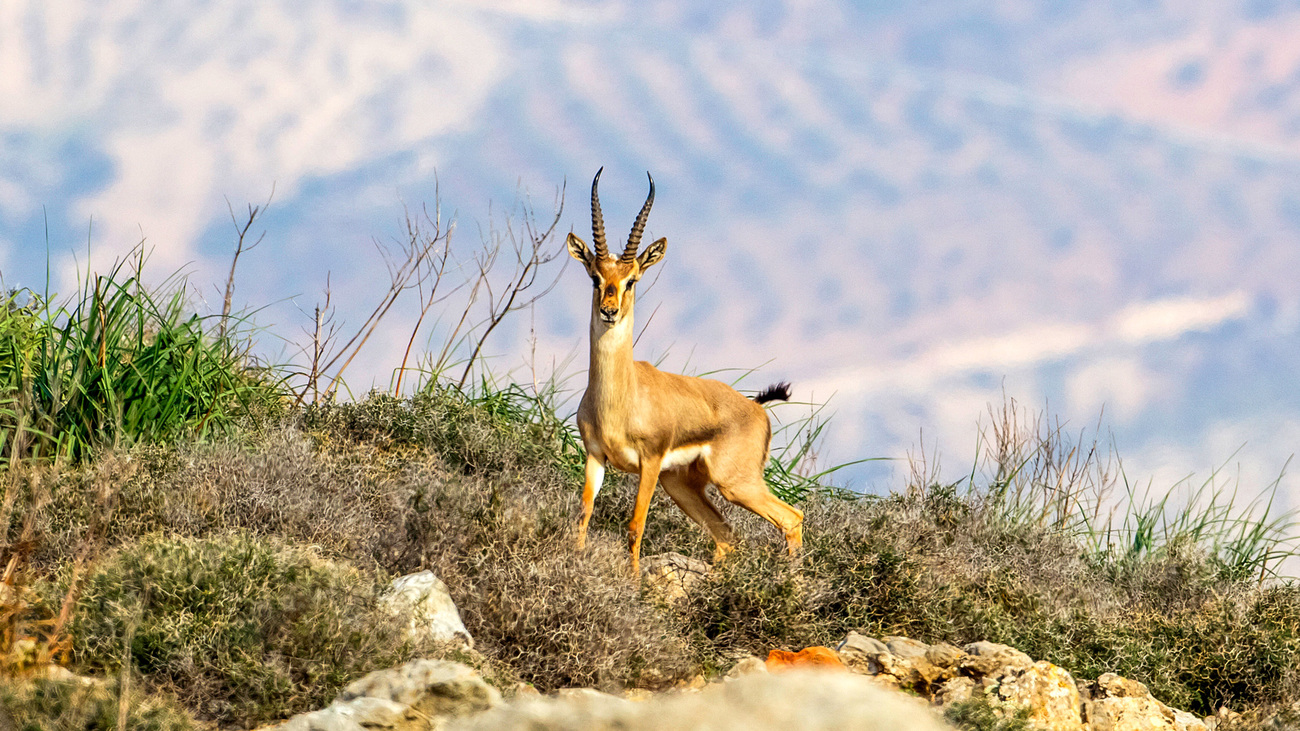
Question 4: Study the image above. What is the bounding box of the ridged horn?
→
[590,167,608,260]
[621,172,655,263]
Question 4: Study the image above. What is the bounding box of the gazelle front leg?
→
[576,452,606,550]
[627,455,663,576]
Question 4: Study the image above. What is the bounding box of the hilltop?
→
[2,232,1299,730]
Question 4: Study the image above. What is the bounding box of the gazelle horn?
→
[590,167,608,260]
[621,172,654,263]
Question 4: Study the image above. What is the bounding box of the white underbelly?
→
[620,444,710,470]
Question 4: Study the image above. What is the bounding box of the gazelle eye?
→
[591,276,600,288]
[625,279,637,290]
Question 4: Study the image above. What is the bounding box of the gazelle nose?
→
[600,305,618,319]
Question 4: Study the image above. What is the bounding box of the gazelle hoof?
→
[712,543,735,564]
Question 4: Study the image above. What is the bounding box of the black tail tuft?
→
[753,381,792,405]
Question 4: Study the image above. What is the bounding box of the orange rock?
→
[765,646,847,672]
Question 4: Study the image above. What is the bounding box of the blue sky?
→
[2,1,1299,510]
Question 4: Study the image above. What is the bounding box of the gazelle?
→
[566,168,804,575]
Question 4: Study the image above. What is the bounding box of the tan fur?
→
[567,174,803,576]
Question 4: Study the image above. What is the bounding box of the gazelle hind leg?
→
[659,468,737,561]
[717,478,804,556]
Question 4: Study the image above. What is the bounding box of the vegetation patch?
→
[0,253,283,465]
[0,676,199,731]
[4,208,1300,726]
[63,533,420,727]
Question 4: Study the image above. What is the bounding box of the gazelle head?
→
[567,168,667,327]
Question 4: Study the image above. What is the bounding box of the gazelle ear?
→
[567,232,593,266]
[638,237,666,269]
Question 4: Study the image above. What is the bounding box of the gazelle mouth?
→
[599,313,618,324]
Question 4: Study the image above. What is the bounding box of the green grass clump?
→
[64,533,420,727]
[0,676,199,731]
[0,252,283,464]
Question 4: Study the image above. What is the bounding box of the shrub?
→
[22,431,431,572]
[0,676,199,731]
[64,533,420,726]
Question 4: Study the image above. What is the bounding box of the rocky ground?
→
[260,561,1245,731]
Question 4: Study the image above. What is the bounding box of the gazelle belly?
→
[664,443,710,469]
[616,443,710,471]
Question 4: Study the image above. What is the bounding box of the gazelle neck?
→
[588,301,636,406]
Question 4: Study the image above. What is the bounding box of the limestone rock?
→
[621,688,657,702]
[726,656,769,679]
[277,708,367,731]
[274,660,501,731]
[925,643,966,670]
[960,641,1034,677]
[337,659,501,719]
[837,632,890,675]
[934,676,976,706]
[993,661,1084,731]
[831,631,1213,731]
[1203,707,1241,730]
[1172,709,1209,731]
[554,688,626,705]
[330,698,409,729]
[1096,673,1152,699]
[883,636,930,659]
[640,552,710,605]
[837,632,950,690]
[380,571,474,649]
[447,670,952,731]
[677,673,709,691]
[1081,672,1208,731]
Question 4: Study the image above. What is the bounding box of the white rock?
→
[837,632,890,675]
[1082,672,1207,731]
[640,552,710,605]
[961,641,1034,676]
[273,660,501,731]
[882,636,930,659]
[276,708,366,731]
[933,676,976,706]
[726,656,769,679]
[381,571,474,649]
[993,661,1084,731]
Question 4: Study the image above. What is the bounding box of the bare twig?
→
[304,277,335,406]
[220,185,274,340]
[288,179,566,402]
[394,200,458,396]
[455,183,566,389]
[319,220,449,400]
